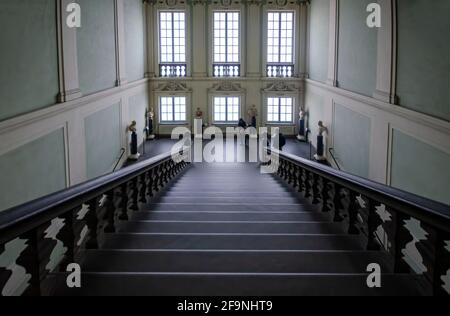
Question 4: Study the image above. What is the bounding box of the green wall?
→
[85,104,122,179]
[129,92,147,142]
[333,104,371,178]
[305,90,325,139]
[337,0,377,97]
[396,0,450,121]
[77,0,117,95]
[0,129,67,212]
[391,130,450,205]
[124,0,146,82]
[308,0,330,83]
[0,0,58,122]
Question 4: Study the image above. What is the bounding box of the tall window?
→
[160,96,187,123]
[267,97,293,123]
[267,11,294,78]
[213,12,240,77]
[213,97,240,123]
[159,11,186,77]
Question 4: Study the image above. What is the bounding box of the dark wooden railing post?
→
[432,232,450,296]
[0,244,12,296]
[130,178,139,211]
[393,212,412,273]
[298,168,305,193]
[321,181,331,213]
[58,209,76,269]
[333,184,344,222]
[139,173,147,204]
[312,174,321,204]
[86,198,99,249]
[367,199,382,250]
[304,171,312,199]
[154,165,160,192]
[104,190,116,233]
[348,191,360,235]
[119,183,129,221]
[147,169,154,198]
[18,230,41,296]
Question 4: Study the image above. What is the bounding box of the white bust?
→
[318,121,328,136]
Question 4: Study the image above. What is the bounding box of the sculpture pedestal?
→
[129,131,141,161]
[314,135,326,161]
[194,119,203,139]
[297,118,306,141]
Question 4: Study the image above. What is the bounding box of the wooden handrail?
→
[267,148,450,295]
[0,148,190,295]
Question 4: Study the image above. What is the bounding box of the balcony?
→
[159,64,187,78]
[213,64,241,78]
[266,64,294,78]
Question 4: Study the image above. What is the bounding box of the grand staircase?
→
[2,147,448,296]
[53,163,424,296]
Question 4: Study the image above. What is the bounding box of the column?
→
[246,1,262,77]
[192,0,208,77]
[57,0,82,102]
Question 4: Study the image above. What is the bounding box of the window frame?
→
[267,11,295,65]
[159,96,188,124]
[158,10,187,64]
[266,96,295,124]
[212,96,241,124]
[212,10,241,64]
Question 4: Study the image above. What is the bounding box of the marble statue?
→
[314,121,328,161]
[147,108,155,140]
[128,121,140,161]
[297,109,306,141]
[247,105,258,128]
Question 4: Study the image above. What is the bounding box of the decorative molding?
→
[57,0,82,102]
[327,0,339,87]
[154,81,192,92]
[262,81,299,93]
[114,0,128,86]
[208,82,246,93]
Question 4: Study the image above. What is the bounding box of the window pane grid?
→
[267,97,293,123]
[214,97,240,123]
[214,12,240,63]
[267,11,294,64]
[160,96,187,122]
[160,11,186,63]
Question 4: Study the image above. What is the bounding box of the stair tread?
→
[80,250,392,274]
[117,221,347,234]
[51,273,424,296]
[102,233,365,250]
[131,211,331,222]
[145,204,318,212]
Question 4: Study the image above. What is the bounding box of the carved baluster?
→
[431,231,450,296]
[104,190,116,233]
[130,178,139,211]
[118,183,129,220]
[0,244,12,294]
[347,191,360,235]
[298,168,305,193]
[139,173,147,203]
[57,209,76,269]
[304,171,312,199]
[366,199,382,250]
[164,162,169,184]
[292,165,299,188]
[17,230,41,296]
[333,184,344,222]
[153,166,160,192]
[277,160,283,177]
[321,180,332,212]
[393,212,412,273]
[86,198,99,249]
[312,174,321,204]
[147,169,154,198]
[159,164,165,187]
[287,162,293,184]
